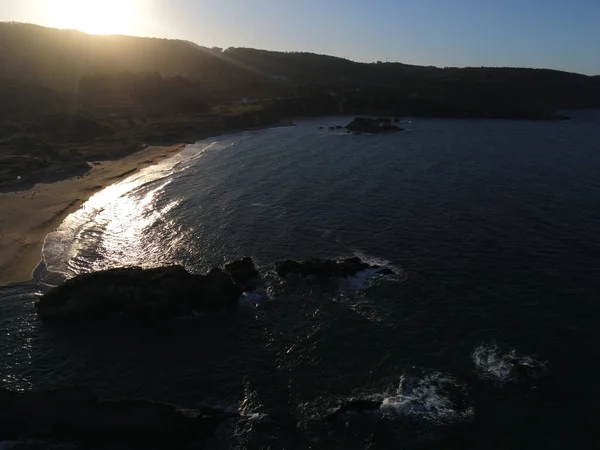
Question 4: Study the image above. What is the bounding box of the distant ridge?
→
[1,21,599,109]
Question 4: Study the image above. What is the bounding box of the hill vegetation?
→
[1,22,600,185]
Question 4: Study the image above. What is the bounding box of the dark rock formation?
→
[317,126,325,130]
[275,257,391,279]
[0,387,236,448]
[224,257,260,291]
[345,117,404,133]
[37,257,391,323]
[201,268,244,311]
[328,126,335,131]
[37,264,244,323]
[335,125,343,129]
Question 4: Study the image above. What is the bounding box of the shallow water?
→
[2,112,600,448]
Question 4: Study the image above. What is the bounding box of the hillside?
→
[2,22,600,108]
[1,22,600,186]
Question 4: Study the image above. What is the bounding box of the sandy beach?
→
[0,120,297,286]
[0,144,186,286]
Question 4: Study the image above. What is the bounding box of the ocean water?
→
[1,112,600,449]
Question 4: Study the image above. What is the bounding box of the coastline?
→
[0,144,186,286]
[0,120,296,286]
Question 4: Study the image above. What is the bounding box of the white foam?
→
[380,372,474,424]
[338,268,382,293]
[336,253,402,295]
[39,137,243,282]
[247,412,268,422]
[333,255,401,323]
[472,343,546,384]
[239,289,268,306]
[351,252,393,269]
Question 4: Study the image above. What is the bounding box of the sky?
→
[2,0,600,75]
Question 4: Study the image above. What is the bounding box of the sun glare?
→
[43,0,137,35]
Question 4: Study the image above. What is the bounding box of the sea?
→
[1,112,600,449]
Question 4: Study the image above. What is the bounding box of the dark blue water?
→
[2,112,600,449]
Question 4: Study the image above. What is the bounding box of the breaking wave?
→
[381,371,474,424]
[472,343,547,384]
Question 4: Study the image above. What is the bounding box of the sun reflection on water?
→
[42,156,186,280]
[92,181,181,270]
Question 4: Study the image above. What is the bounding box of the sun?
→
[43,0,137,35]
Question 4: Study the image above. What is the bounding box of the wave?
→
[472,343,547,384]
[39,159,189,283]
[173,139,238,171]
[381,371,474,424]
[38,133,256,285]
[337,252,403,293]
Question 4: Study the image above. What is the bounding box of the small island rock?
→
[345,117,405,133]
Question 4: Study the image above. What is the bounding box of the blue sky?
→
[3,0,600,75]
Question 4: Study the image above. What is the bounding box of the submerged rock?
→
[37,264,244,323]
[274,257,388,279]
[325,399,383,422]
[345,117,404,133]
[0,387,236,448]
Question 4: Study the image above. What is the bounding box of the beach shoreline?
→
[0,120,297,286]
[0,143,187,286]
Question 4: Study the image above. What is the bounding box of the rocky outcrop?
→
[345,117,404,133]
[275,257,393,279]
[37,257,393,323]
[37,262,248,323]
[224,257,260,291]
[37,266,198,322]
[201,268,244,311]
[0,387,236,448]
